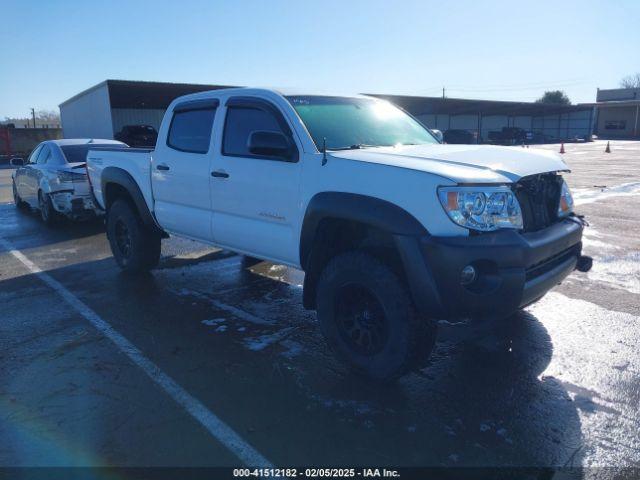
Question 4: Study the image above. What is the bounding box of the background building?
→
[59,80,234,139]
[60,79,597,144]
[592,88,640,139]
[373,95,594,143]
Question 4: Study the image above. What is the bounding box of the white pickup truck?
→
[87,88,592,381]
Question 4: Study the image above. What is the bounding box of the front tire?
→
[316,251,437,382]
[12,180,27,210]
[106,199,161,273]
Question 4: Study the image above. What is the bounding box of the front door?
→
[151,100,218,241]
[21,144,45,205]
[210,97,302,265]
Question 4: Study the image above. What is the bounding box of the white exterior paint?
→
[87,88,571,270]
[60,83,114,139]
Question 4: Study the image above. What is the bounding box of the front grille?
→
[525,243,580,281]
[514,173,563,232]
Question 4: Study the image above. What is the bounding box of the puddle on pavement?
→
[248,261,304,287]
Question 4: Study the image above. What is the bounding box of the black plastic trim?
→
[100,166,164,235]
[417,218,584,318]
[225,96,292,135]
[173,98,220,113]
[521,255,577,307]
[166,103,218,155]
[221,96,299,163]
[299,192,427,270]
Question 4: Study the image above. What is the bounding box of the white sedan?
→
[11,139,127,225]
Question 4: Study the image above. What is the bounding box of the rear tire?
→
[316,251,437,382]
[106,199,161,273]
[38,191,59,226]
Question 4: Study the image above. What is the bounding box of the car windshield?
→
[60,144,124,164]
[286,95,438,150]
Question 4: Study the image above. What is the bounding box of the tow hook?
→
[577,255,593,272]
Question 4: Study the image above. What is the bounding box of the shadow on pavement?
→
[0,242,585,470]
[0,203,105,252]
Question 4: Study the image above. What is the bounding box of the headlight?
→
[557,179,574,218]
[438,186,523,231]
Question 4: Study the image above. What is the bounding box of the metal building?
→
[373,94,595,143]
[59,80,234,139]
[590,88,640,139]
[60,79,596,144]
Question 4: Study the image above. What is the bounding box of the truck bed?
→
[86,147,154,211]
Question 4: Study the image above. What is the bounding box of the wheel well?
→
[104,182,134,211]
[302,217,407,310]
[103,181,167,238]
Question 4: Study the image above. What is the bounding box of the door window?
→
[37,145,51,164]
[167,108,216,154]
[222,107,285,157]
[27,145,43,164]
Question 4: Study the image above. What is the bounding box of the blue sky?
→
[1,0,638,118]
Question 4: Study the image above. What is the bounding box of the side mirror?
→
[10,157,24,166]
[431,129,444,143]
[248,131,291,159]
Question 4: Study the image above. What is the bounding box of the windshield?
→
[61,144,125,163]
[286,96,438,150]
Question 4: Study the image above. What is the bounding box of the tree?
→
[620,73,640,89]
[535,90,571,105]
[36,109,60,123]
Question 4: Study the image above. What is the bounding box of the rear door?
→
[210,96,302,265]
[151,98,219,241]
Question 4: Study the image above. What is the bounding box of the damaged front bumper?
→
[397,217,593,320]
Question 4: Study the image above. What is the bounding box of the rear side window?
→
[223,107,284,157]
[167,108,216,154]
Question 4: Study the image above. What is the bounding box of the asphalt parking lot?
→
[1,140,639,473]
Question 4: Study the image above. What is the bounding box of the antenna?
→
[322,137,328,166]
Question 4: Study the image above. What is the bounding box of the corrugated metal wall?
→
[417,110,592,143]
[60,84,114,139]
[111,109,166,136]
[532,110,592,141]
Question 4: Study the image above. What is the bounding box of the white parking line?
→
[0,236,273,468]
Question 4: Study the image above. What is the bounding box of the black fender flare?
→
[299,192,428,270]
[101,167,164,235]
[299,192,444,316]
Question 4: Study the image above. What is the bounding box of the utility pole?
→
[31,108,36,128]
[442,87,445,99]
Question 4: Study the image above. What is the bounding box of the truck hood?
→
[329,144,569,183]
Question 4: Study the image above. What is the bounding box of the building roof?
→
[582,100,640,108]
[596,87,640,102]
[106,79,237,109]
[60,80,596,117]
[369,94,593,116]
[60,79,237,109]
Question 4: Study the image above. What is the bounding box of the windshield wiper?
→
[329,144,381,151]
